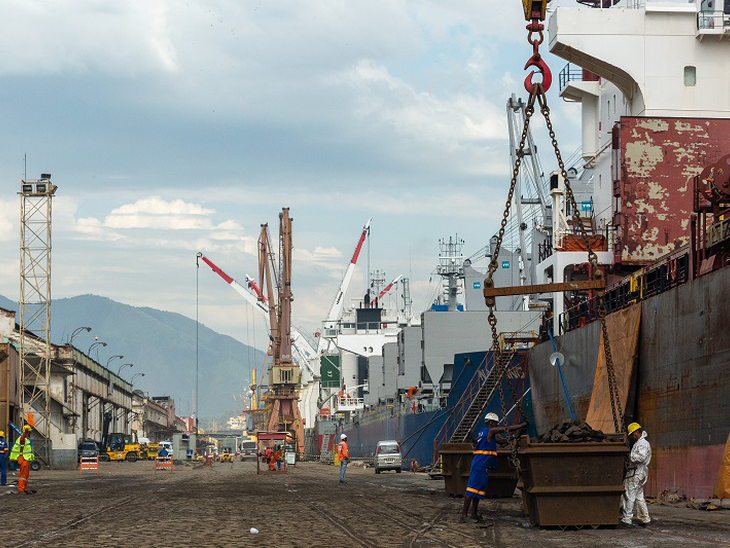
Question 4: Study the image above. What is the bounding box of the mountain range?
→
[0,293,261,420]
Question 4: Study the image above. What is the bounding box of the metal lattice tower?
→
[19,174,57,463]
[437,235,465,311]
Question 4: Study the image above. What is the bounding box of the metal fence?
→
[558,250,690,334]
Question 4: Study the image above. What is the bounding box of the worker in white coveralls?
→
[621,422,652,525]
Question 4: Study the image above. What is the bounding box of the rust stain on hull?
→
[618,117,730,265]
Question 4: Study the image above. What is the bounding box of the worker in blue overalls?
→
[0,430,8,486]
[460,413,525,523]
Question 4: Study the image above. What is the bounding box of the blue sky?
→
[0,0,590,350]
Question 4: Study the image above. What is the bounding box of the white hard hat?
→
[484,413,499,423]
[340,433,347,440]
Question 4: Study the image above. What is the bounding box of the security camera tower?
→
[19,174,57,464]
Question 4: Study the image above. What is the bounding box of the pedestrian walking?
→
[337,434,349,483]
[461,413,524,523]
[10,425,35,494]
[0,431,8,486]
[621,422,652,526]
[269,447,278,471]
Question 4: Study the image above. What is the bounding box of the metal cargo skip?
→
[518,435,628,528]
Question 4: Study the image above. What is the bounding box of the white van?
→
[374,440,402,474]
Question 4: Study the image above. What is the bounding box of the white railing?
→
[334,395,365,413]
[697,10,730,32]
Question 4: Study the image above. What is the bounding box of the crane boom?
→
[199,255,268,315]
[198,253,317,368]
[376,274,403,302]
[325,217,371,323]
[318,218,371,353]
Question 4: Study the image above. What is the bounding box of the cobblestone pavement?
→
[0,461,728,547]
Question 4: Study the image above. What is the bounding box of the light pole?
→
[117,363,133,377]
[131,372,145,384]
[106,355,124,368]
[69,326,91,345]
[88,341,107,360]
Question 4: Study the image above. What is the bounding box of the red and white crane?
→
[318,217,371,353]
[375,274,403,303]
[197,253,317,365]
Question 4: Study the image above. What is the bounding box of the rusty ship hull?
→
[528,263,730,499]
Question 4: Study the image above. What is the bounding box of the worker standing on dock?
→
[461,413,523,523]
[10,425,34,494]
[337,434,349,483]
[621,422,652,526]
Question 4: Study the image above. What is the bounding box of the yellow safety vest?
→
[10,438,34,461]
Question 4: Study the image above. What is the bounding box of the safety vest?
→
[0,440,7,460]
[337,441,349,460]
[10,437,34,461]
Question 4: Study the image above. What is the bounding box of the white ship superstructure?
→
[534,0,730,334]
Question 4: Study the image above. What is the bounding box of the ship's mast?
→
[436,236,465,311]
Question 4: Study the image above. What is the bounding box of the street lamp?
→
[106,355,124,368]
[117,363,133,376]
[131,372,145,384]
[88,341,107,359]
[69,326,91,345]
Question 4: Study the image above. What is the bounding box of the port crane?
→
[258,208,305,451]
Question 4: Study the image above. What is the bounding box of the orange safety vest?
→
[337,441,349,460]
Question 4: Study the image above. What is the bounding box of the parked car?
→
[374,440,402,474]
[78,439,99,458]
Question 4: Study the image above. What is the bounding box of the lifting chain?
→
[485,4,624,472]
[486,88,623,435]
[486,93,536,472]
[538,93,623,434]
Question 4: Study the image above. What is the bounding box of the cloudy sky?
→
[0,0,593,351]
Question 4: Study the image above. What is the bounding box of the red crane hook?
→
[524,53,552,94]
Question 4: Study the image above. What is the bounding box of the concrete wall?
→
[52,433,78,470]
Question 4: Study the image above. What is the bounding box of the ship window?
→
[684,66,696,87]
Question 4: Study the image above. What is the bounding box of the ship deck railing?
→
[558,249,690,335]
[348,401,444,428]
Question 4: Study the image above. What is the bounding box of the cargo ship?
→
[305,0,730,499]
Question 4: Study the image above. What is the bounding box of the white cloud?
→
[69,197,254,253]
[110,197,213,216]
[0,200,16,242]
[336,59,506,148]
[0,1,178,76]
[103,197,214,230]
[74,217,125,241]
